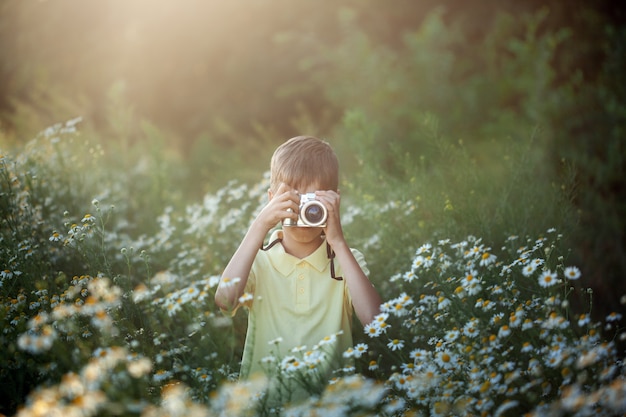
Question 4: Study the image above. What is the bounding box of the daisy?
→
[304,350,325,368]
[28,313,48,329]
[509,311,524,328]
[49,231,62,242]
[462,319,479,338]
[238,292,253,305]
[563,266,581,280]
[153,369,173,382]
[444,330,460,343]
[437,296,451,310]
[389,273,402,282]
[545,349,565,368]
[261,356,276,366]
[318,333,337,346]
[498,325,511,339]
[577,313,591,327]
[373,311,389,324]
[412,256,425,270]
[281,356,305,372]
[465,244,483,258]
[479,251,497,266]
[435,349,456,369]
[132,284,151,303]
[454,286,466,299]
[401,362,416,374]
[291,345,307,353]
[182,286,200,302]
[409,348,430,364]
[165,300,182,317]
[364,322,382,338]
[462,271,483,296]
[353,343,368,358]
[391,301,410,316]
[538,270,558,288]
[531,258,544,267]
[521,341,534,353]
[207,275,221,288]
[402,271,417,282]
[490,312,505,325]
[81,213,96,224]
[398,292,415,305]
[218,276,241,288]
[391,373,411,390]
[387,339,405,351]
[521,262,537,277]
[416,243,432,255]
[606,312,623,322]
[522,319,535,330]
[268,337,283,345]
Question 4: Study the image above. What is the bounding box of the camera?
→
[284,192,327,227]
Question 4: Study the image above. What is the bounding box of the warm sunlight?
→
[1,1,625,415]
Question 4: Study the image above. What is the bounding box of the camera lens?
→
[304,205,323,223]
[301,201,327,226]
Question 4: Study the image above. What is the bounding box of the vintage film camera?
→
[283,192,327,227]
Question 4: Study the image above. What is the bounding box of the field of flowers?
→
[1,121,625,416]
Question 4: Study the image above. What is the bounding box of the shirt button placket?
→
[296,264,307,306]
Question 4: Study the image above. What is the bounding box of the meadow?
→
[1,4,626,417]
[1,115,625,416]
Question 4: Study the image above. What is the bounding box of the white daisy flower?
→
[387,339,405,351]
[521,262,537,277]
[563,266,581,280]
[538,270,558,288]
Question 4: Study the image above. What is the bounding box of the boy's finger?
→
[276,182,290,194]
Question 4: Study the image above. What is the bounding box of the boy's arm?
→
[315,190,382,325]
[215,184,300,311]
[333,241,382,325]
[214,220,267,311]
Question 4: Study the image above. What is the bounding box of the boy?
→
[215,136,381,401]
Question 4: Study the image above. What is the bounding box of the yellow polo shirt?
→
[238,230,369,386]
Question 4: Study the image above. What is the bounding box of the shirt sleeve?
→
[350,248,370,277]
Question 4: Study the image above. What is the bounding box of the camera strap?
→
[261,236,283,252]
[261,237,343,281]
[326,243,343,281]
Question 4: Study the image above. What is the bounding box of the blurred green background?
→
[1,0,624,329]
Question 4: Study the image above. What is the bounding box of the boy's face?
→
[284,221,324,244]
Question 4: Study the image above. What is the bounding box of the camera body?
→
[284,192,327,227]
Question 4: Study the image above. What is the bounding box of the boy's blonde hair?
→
[270,136,339,192]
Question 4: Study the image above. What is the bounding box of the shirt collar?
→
[267,229,330,276]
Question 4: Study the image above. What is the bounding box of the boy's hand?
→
[256,183,300,232]
[315,190,346,249]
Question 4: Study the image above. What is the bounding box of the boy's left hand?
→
[314,190,345,249]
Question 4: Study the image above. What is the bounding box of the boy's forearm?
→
[215,221,267,310]
[332,241,382,325]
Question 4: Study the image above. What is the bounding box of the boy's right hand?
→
[255,183,300,231]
